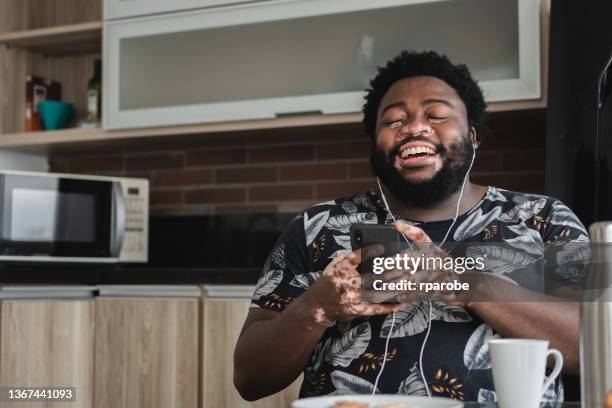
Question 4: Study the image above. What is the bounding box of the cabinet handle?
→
[275,110,323,118]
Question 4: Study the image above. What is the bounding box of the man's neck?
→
[380,181,488,223]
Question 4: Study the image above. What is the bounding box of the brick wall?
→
[49,109,546,215]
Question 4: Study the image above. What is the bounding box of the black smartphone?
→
[350,223,409,303]
[349,223,407,275]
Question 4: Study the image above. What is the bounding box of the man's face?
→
[371,75,477,207]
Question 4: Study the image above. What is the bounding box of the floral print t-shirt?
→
[250,187,588,403]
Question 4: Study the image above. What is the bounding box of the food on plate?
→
[333,401,369,408]
[332,402,416,408]
[375,404,417,408]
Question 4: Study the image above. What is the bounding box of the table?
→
[463,403,581,407]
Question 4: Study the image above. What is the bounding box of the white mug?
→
[489,339,564,408]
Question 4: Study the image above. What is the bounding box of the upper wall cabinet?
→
[104,0,262,20]
[103,0,541,130]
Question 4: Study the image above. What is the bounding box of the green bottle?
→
[87,59,102,121]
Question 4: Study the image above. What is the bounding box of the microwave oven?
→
[0,170,148,263]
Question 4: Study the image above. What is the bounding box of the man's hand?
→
[303,245,405,326]
[391,220,465,305]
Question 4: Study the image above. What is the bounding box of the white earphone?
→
[372,143,476,396]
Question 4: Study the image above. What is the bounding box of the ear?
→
[469,126,479,149]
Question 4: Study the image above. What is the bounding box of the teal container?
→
[37,100,74,131]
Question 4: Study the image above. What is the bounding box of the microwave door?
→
[0,174,114,261]
[111,181,125,258]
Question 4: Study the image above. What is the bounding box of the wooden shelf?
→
[0,98,547,153]
[0,112,363,153]
[0,22,102,56]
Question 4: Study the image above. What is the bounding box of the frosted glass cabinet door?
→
[103,0,541,130]
[104,0,262,20]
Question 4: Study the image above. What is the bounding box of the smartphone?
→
[350,223,409,303]
[349,223,407,275]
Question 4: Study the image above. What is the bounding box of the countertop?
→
[0,265,262,285]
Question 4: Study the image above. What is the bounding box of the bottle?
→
[580,222,612,408]
[87,59,102,122]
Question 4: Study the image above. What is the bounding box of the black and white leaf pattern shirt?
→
[250,187,588,402]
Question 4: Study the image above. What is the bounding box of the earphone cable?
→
[373,145,476,397]
[372,310,395,395]
[439,148,476,246]
[419,298,434,397]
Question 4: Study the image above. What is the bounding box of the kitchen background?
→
[48,110,546,216]
[0,0,608,406]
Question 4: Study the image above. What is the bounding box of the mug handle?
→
[541,348,564,397]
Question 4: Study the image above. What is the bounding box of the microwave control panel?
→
[119,179,149,262]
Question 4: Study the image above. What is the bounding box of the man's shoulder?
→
[487,186,559,207]
[486,186,574,216]
[487,186,588,238]
[302,190,381,218]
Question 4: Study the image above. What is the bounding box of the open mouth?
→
[399,145,437,159]
[393,144,440,169]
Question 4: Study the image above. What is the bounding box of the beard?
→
[370,134,474,208]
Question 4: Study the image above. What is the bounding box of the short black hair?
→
[362,50,488,143]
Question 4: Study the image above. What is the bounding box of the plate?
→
[292,395,464,408]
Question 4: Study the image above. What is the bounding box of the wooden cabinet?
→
[201,285,301,408]
[0,285,302,408]
[0,0,549,150]
[94,297,199,408]
[104,0,260,20]
[104,0,545,130]
[0,0,101,135]
[0,299,95,408]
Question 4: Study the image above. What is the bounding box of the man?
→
[234,50,586,402]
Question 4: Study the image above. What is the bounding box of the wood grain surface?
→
[94,298,199,408]
[202,298,302,408]
[0,300,95,408]
[26,0,101,30]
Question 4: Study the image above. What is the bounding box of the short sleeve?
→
[250,214,311,312]
[542,200,591,286]
[541,200,589,243]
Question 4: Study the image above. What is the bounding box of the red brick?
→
[472,172,545,194]
[348,162,373,178]
[150,190,184,205]
[153,168,213,187]
[250,145,314,163]
[279,163,347,181]
[185,187,246,203]
[215,204,278,214]
[316,140,371,160]
[55,155,122,173]
[472,152,502,173]
[186,148,246,166]
[315,180,376,200]
[126,153,183,171]
[249,185,314,201]
[483,109,546,150]
[123,171,152,181]
[501,150,546,171]
[483,133,545,150]
[215,166,277,184]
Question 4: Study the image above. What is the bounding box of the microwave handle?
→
[111,182,126,258]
